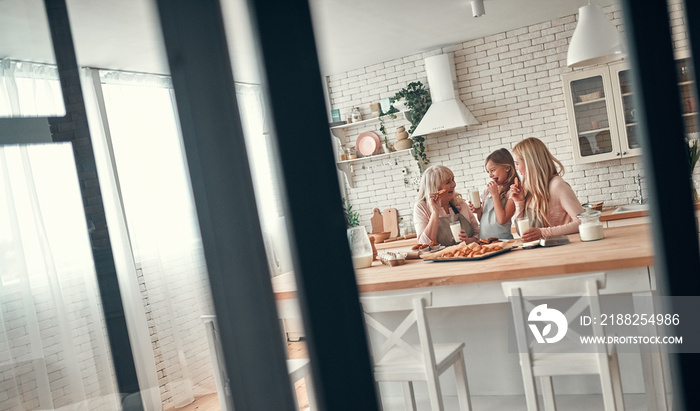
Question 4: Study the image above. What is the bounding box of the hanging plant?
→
[378,110,398,153]
[392,81,432,172]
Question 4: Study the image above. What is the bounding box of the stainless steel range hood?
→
[410,53,479,137]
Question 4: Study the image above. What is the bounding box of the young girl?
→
[413,165,480,246]
[468,148,517,239]
[510,137,584,242]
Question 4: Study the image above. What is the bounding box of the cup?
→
[449,221,462,243]
[469,189,481,209]
[590,120,600,129]
[516,216,530,237]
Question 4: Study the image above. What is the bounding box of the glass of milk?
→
[469,189,481,209]
[449,221,462,243]
[516,216,530,237]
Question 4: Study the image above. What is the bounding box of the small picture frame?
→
[331,109,341,123]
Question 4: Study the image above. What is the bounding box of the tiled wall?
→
[327,0,694,232]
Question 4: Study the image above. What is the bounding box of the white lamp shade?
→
[567,5,626,68]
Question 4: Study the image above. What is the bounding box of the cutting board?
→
[383,208,399,238]
[370,208,384,233]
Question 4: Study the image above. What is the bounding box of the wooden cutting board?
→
[370,208,384,233]
[383,208,399,238]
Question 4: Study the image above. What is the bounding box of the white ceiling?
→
[0,0,618,80]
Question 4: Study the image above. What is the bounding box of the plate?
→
[424,247,512,262]
[356,131,381,156]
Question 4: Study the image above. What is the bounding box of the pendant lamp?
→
[567,4,626,68]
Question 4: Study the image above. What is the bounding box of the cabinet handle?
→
[616,152,621,156]
[622,151,627,155]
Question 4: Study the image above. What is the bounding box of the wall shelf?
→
[330,110,410,138]
[337,148,413,188]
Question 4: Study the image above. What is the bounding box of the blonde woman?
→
[510,138,584,242]
[413,165,480,245]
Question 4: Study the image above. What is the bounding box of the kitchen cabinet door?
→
[609,62,643,159]
[676,56,698,136]
[563,66,623,164]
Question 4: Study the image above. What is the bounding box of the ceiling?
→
[0,0,618,81]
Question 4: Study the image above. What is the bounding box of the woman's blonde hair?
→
[485,148,517,202]
[512,138,564,227]
[415,165,463,210]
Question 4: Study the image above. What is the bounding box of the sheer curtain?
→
[0,59,65,117]
[82,68,216,409]
[0,143,118,410]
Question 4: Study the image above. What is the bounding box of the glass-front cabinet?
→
[677,56,698,136]
[562,65,640,164]
[564,57,698,165]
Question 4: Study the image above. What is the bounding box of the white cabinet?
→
[563,64,640,164]
[676,56,698,135]
[564,57,698,165]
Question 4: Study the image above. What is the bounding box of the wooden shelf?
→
[336,148,413,188]
[330,110,410,138]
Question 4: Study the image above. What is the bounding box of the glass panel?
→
[570,75,613,155]
[677,58,698,136]
[0,1,65,118]
[618,69,641,149]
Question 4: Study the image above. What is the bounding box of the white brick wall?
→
[328,0,695,231]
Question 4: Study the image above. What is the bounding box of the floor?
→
[168,341,310,411]
[170,340,653,411]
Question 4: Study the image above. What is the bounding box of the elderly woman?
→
[413,165,479,245]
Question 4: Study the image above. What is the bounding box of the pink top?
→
[513,175,583,237]
[413,198,480,244]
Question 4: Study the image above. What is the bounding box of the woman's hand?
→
[428,191,442,214]
[521,227,542,242]
[510,183,524,202]
[458,230,477,244]
[486,180,499,199]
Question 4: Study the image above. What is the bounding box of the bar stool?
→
[360,292,472,410]
[501,273,625,410]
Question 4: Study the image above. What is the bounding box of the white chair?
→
[202,315,316,411]
[501,273,625,411]
[360,292,472,411]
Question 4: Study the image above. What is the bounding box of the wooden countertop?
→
[599,201,700,221]
[272,224,654,300]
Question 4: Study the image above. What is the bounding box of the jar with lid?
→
[351,107,362,123]
[346,146,357,160]
[577,205,604,242]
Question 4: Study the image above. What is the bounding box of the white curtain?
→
[83,69,216,408]
[0,143,119,410]
[0,59,65,117]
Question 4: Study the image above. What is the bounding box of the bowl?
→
[579,91,602,102]
[370,231,391,243]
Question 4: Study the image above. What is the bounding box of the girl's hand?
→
[521,227,542,242]
[486,180,499,198]
[466,201,476,214]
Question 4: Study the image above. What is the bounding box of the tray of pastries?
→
[420,238,512,261]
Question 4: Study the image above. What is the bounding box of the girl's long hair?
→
[485,148,517,202]
[415,165,464,211]
[512,138,564,226]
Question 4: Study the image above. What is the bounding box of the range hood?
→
[410,53,479,137]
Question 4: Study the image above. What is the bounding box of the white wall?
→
[326,1,694,232]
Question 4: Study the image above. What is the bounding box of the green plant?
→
[392,81,432,171]
[342,197,360,228]
[378,108,398,152]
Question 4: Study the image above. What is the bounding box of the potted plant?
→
[392,81,432,171]
[342,197,360,228]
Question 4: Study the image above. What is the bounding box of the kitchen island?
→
[272,224,672,409]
